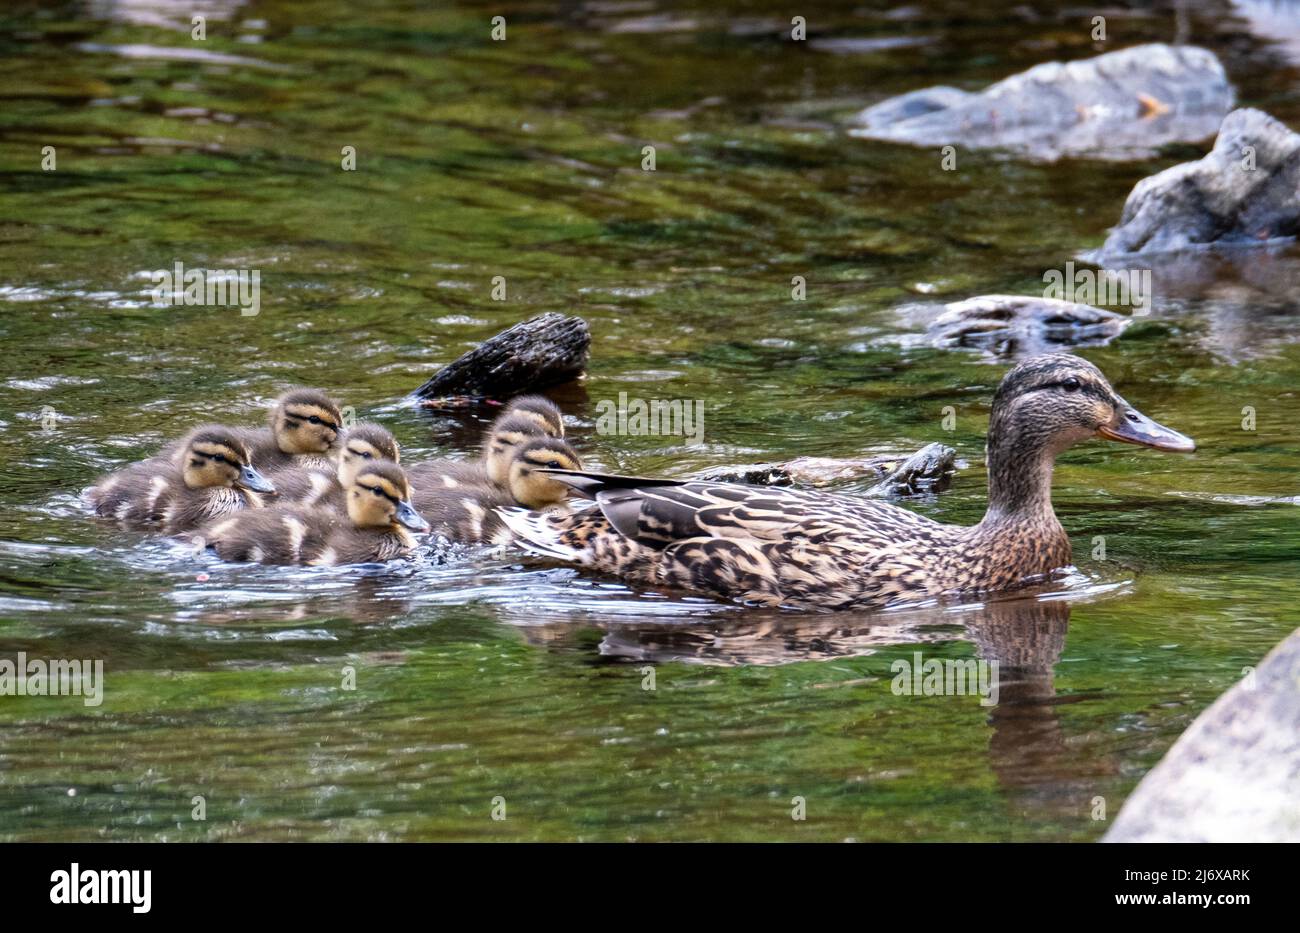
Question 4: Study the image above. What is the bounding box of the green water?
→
[1,0,1297,841]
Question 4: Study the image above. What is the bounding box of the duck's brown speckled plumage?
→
[500,355,1195,611]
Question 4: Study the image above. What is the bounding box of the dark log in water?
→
[413,313,591,404]
[693,442,957,496]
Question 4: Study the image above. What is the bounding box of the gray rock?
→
[1092,107,1300,259]
[1105,627,1300,842]
[926,295,1129,356]
[849,44,1233,162]
[1231,0,1300,65]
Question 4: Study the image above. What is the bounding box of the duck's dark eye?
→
[1061,377,1081,392]
[308,416,321,425]
[361,451,373,459]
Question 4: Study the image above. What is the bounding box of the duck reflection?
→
[521,590,1115,821]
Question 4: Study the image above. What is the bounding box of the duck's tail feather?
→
[496,507,583,562]
[534,468,683,498]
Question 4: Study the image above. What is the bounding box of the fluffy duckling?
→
[269,422,400,509]
[406,395,563,492]
[87,425,276,532]
[239,387,344,472]
[500,395,565,438]
[415,436,582,545]
[198,460,430,565]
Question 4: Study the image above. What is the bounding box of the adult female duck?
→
[499,354,1195,611]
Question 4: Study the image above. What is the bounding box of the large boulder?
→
[1092,107,1300,259]
[849,44,1234,162]
[1105,628,1300,842]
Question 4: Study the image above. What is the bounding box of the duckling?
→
[198,460,429,565]
[239,387,344,472]
[499,354,1196,611]
[500,394,564,438]
[406,400,561,492]
[269,422,400,509]
[415,436,582,545]
[87,425,276,532]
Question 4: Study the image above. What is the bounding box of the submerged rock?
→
[1105,627,1300,843]
[1092,107,1300,259]
[926,295,1129,356]
[849,44,1233,162]
[693,442,956,495]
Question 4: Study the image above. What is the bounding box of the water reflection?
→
[522,587,1120,821]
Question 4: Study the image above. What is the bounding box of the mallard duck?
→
[406,395,564,491]
[499,354,1196,611]
[239,387,344,472]
[197,460,429,565]
[268,422,400,509]
[86,425,276,532]
[414,436,581,544]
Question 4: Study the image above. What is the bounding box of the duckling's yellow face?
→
[346,467,429,532]
[181,436,275,494]
[507,439,582,509]
[337,437,397,488]
[484,416,548,486]
[274,400,341,456]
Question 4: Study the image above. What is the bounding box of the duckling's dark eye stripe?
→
[286,407,339,430]
[195,449,239,465]
[358,483,400,505]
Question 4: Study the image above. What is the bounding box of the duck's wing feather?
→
[538,469,941,550]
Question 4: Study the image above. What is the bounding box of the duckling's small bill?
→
[237,465,276,494]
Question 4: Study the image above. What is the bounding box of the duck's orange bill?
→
[1098,406,1196,453]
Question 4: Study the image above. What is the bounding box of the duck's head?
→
[345,460,429,533]
[989,353,1195,458]
[501,395,564,438]
[179,426,276,494]
[483,414,551,486]
[507,437,584,509]
[269,388,343,456]
[337,422,400,488]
